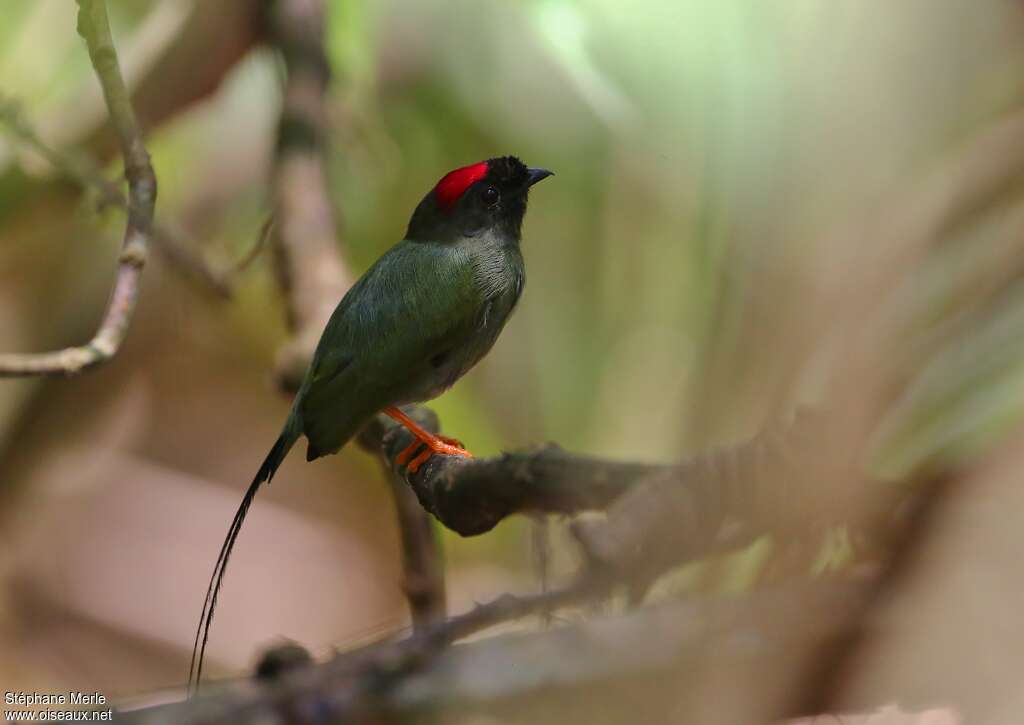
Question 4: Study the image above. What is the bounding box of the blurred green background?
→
[3,0,1024,703]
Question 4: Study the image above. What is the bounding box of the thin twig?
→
[0,0,156,377]
[228,215,275,275]
[531,516,554,626]
[385,466,448,628]
[0,94,121,207]
[0,94,231,298]
[77,0,263,163]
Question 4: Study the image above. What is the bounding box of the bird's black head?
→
[406,156,553,243]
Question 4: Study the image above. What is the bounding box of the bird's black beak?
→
[526,167,554,187]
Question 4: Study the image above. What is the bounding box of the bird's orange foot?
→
[396,435,472,473]
[384,407,473,473]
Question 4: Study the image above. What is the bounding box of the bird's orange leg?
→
[383,407,473,473]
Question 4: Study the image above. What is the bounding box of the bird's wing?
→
[298,240,480,455]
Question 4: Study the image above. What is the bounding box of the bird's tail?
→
[187,415,301,696]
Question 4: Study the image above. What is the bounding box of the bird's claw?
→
[396,435,472,473]
[436,434,466,449]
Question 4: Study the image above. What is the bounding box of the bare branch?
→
[114,582,868,724]
[266,0,352,393]
[78,0,264,163]
[571,411,868,591]
[385,468,448,628]
[0,94,230,298]
[0,0,156,377]
[262,0,448,633]
[227,215,275,276]
[356,406,847,543]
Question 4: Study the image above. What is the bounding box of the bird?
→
[188,155,552,693]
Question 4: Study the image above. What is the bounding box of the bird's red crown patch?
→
[434,161,489,210]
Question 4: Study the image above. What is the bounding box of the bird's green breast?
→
[296,236,524,458]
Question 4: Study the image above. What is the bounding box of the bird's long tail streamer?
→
[187,427,297,696]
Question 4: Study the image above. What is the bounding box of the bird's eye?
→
[482,186,500,206]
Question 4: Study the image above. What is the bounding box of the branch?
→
[114,582,868,724]
[0,0,156,377]
[384,466,448,627]
[0,1,264,298]
[263,0,446,632]
[356,406,844,541]
[78,0,264,163]
[266,0,352,393]
[0,94,230,298]
[570,412,886,600]
[260,0,450,635]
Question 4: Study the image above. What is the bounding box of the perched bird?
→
[188,155,552,692]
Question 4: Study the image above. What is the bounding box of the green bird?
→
[189,155,552,691]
